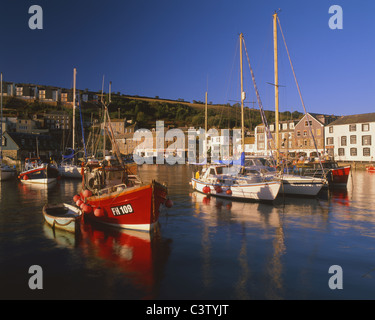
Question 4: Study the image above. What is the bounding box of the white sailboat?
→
[191,33,281,202]
[0,72,15,181]
[271,12,326,196]
[58,68,82,179]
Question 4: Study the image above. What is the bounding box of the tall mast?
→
[0,73,3,162]
[72,67,77,152]
[205,91,207,133]
[239,33,245,155]
[273,12,280,164]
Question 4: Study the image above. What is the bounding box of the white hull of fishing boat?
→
[58,164,82,179]
[280,174,325,196]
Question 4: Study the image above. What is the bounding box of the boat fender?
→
[76,199,83,207]
[83,189,92,198]
[203,186,210,194]
[226,189,232,195]
[165,199,173,208]
[23,175,29,180]
[94,207,104,217]
[83,204,92,214]
[73,195,80,202]
[80,202,85,210]
[215,186,222,193]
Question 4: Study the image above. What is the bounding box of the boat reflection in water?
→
[190,191,330,299]
[44,215,171,299]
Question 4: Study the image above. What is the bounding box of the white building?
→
[324,113,375,162]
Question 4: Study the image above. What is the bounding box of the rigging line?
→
[242,37,276,166]
[277,16,326,179]
[220,37,239,129]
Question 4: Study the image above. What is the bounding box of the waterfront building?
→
[324,112,375,162]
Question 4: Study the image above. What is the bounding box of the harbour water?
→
[1,164,375,300]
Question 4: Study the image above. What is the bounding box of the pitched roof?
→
[329,113,375,126]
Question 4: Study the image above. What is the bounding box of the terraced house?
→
[324,113,375,162]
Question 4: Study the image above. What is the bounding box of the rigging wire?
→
[242,36,277,167]
[276,16,326,180]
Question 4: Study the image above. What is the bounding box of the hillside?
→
[1,94,303,131]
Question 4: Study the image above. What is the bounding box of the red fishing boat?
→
[297,160,351,188]
[72,90,172,231]
[366,165,375,173]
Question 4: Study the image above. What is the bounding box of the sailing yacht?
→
[191,33,281,202]
[58,68,83,179]
[252,12,326,197]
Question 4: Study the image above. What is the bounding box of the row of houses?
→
[255,112,375,162]
[1,82,99,104]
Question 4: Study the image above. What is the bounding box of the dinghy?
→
[43,203,82,233]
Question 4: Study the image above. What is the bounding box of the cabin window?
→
[210,168,216,175]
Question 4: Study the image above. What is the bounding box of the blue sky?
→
[0,0,374,116]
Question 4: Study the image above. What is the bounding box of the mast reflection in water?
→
[1,165,375,299]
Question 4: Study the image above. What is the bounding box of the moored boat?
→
[296,160,350,188]
[43,203,82,233]
[75,157,170,232]
[366,165,375,173]
[18,158,60,184]
[191,164,281,202]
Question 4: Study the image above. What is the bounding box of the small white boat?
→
[19,158,60,184]
[243,157,326,196]
[43,203,82,233]
[191,165,281,202]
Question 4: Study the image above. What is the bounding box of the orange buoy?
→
[94,207,104,217]
[83,189,92,198]
[73,195,80,202]
[203,186,210,194]
[165,199,173,208]
[76,199,83,207]
[215,186,222,193]
[226,189,232,195]
[23,175,29,180]
[82,204,92,214]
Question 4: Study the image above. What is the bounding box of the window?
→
[350,148,357,156]
[362,135,371,146]
[349,124,356,132]
[326,137,334,145]
[316,129,321,136]
[329,126,333,133]
[341,136,347,146]
[303,130,307,137]
[350,135,357,144]
[363,148,371,156]
[305,120,312,127]
[338,148,345,156]
[362,123,370,131]
[297,131,301,137]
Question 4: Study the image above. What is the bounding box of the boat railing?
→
[98,183,128,196]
